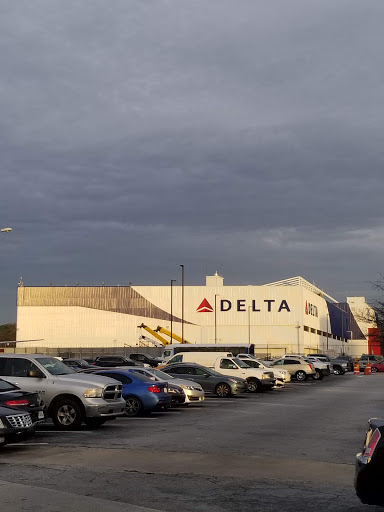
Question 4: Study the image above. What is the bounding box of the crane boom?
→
[137,324,170,346]
[155,326,191,344]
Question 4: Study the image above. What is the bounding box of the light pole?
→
[1,227,12,233]
[170,279,176,345]
[180,265,184,343]
[214,294,219,343]
[326,313,330,351]
[248,306,251,348]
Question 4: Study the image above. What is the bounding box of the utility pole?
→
[180,265,184,343]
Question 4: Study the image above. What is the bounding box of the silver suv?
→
[270,357,315,381]
[0,354,126,430]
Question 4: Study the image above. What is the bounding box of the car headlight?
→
[228,378,240,383]
[0,418,5,428]
[261,374,269,379]
[84,388,103,398]
[181,385,194,390]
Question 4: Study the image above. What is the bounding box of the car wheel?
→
[215,383,231,398]
[84,418,107,429]
[51,399,83,430]
[247,378,260,392]
[371,366,378,373]
[312,369,323,380]
[295,370,307,382]
[333,366,344,375]
[124,396,144,417]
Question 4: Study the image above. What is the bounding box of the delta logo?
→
[305,300,318,317]
[196,298,214,313]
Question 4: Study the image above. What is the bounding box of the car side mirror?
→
[28,370,45,378]
[204,374,210,378]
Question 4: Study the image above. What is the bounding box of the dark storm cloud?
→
[1,0,384,321]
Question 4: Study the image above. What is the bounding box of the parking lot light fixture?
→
[1,227,12,233]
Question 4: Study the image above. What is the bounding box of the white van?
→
[165,352,233,367]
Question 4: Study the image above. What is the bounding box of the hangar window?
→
[311,328,316,334]
[317,330,322,335]
[304,326,309,332]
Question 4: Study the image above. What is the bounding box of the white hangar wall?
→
[15,275,361,356]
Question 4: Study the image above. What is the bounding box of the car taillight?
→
[147,385,162,393]
[364,428,381,457]
[4,399,30,406]
[309,364,314,370]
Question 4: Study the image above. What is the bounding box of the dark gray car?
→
[162,363,247,398]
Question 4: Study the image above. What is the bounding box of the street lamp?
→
[170,279,176,345]
[180,265,184,343]
[248,306,251,348]
[1,227,12,233]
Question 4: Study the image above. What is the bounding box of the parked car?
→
[128,367,205,404]
[93,369,172,416]
[92,356,142,367]
[307,354,347,375]
[162,363,247,398]
[0,378,46,424]
[305,357,331,380]
[269,358,315,381]
[355,418,384,506]
[0,354,126,430]
[237,355,291,384]
[129,353,164,367]
[0,406,35,447]
[358,355,384,371]
[63,359,103,371]
[334,355,354,372]
[370,362,384,373]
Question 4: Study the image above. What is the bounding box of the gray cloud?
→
[1,0,384,322]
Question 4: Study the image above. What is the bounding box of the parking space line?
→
[6,443,49,446]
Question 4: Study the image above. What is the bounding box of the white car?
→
[237,354,291,384]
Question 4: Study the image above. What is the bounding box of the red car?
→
[370,362,384,373]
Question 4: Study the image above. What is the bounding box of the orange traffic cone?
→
[365,362,372,375]
[354,363,360,375]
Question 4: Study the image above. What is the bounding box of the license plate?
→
[38,411,45,419]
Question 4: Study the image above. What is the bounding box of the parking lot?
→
[1,373,383,511]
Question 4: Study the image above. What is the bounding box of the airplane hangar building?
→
[15,274,368,357]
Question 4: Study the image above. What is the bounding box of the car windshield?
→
[38,357,75,375]
[232,357,252,368]
[0,378,17,391]
[147,369,174,380]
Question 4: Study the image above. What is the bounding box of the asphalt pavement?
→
[0,373,383,511]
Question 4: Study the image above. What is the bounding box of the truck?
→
[164,352,275,392]
[0,354,126,430]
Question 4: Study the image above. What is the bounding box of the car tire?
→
[124,396,144,417]
[247,378,260,392]
[51,399,83,430]
[84,418,107,429]
[312,369,323,380]
[295,370,307,382]
[371,366,378,373]
[215,383,232,398]
[333,365,344,375]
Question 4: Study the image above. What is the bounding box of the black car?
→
[63,358,102,371]
[162,363,247,398]
[129,353,163,368]
[0,406,35,447]
[355,418,384,506]
[0,378,46,424]
[92,356,139,367]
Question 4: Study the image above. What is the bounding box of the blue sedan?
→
[94,369,172,417]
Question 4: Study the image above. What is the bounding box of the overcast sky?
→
[1,0,384,324]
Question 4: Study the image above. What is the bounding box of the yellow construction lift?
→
[155,326,191,344]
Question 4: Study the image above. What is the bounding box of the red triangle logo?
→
[197,298,214,313]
